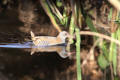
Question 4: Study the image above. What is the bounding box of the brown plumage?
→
[30,31,69,47]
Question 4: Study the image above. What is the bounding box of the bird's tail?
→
[30,31,35,41]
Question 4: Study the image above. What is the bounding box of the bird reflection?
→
[31,45,68,58]
[0,41,69,58]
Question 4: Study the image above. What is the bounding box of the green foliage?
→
[86,16,97,32]
[114,12,120,26]
[109,33,117,62]
[66,14,75,52]
[108,9,120,75]
[99,41,109,59]
[108,8,113,21]
[113,46,117,75]
[109,33,117,75]
[41,0,120,79]
[97,40,110,70]
[69,15,75,44]
[98,53,109,69]
[114,76,119,80]
[47,0,69,27]
[40,0,61,32]
[56,0,62,7]
[117,28,120,41]
[62,8,69,27]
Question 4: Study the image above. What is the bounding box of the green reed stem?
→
[75,28,82,80]
[109,32,117,75]
[69,15,75,43]
[66,14,75,52]
[40,0,61,32]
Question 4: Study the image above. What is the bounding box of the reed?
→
[75,28,82,80]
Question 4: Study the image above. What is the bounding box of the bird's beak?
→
[67,33,75,39]
[67,33,71,38]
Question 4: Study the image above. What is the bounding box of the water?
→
[0,8,73,80]
[0,41,69,58]
[0,41,33,48]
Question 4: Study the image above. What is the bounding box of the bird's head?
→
[57,31,70,43]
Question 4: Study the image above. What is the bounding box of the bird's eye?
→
[64,33,68,36]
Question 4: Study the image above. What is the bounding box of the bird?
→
[30,31,70,47]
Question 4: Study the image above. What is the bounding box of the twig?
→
[82,38,101,66]
[78,31,120,46]
[108,0,120,11]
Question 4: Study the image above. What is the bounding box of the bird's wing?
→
[32,36,60,46]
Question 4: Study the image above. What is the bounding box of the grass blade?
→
[40,0,62,32]
[75,28,82,80]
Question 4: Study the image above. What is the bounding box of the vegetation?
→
[1,0,120,80]
[39,0,120,80]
